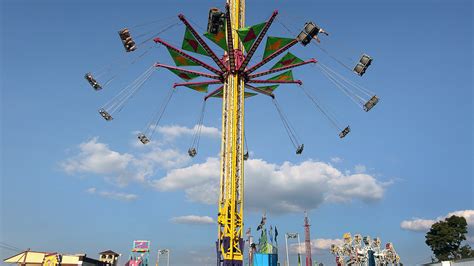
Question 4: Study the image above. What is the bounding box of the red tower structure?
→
[304,211,312,266]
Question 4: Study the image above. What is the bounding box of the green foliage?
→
[425,215,473,261]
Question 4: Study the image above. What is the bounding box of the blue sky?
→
[1,0,472,265]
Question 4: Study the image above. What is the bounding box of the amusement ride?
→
[84,0,381,265]
[330,233,401,266]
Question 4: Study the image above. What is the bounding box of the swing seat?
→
[296,144,304,154]
[84,73,102,90]
[296,31,311,46]
[339,126,351,138]
[118,28,137,52]
[359,54,372,66]
[363,95,379,112]
[137,133,150,144]
[353,54,372,76]
[353,63,367,76]
[207,8,224,34]
[243,151,249,161]
[188,148,197,157]
[98,108,113,121]
[297,22,320,46]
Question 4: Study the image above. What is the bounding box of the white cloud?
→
[86,187,97,194]
[61,137,189,187]
[400,219,436,232]
[61,137,136,186]
[312,238,345,250]
[290,238,344,254]
[151,157,388,214]
[63,134,388,213]
[330,157,342,163]
[170,215,215,225]
[156,125,221,140]
[400,210,474,232]
[86,187,138,201]
[151,157,220,204]
[152,157,219,191]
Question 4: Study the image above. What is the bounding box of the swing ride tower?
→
[86,0,381,265]
[216,0,246,265]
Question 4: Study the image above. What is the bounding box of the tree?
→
[425,215,473,261]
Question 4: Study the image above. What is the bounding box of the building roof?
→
[3,250,48,264]
[99,250,120,256]
[4,251,107,265]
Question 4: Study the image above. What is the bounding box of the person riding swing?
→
[312,25,329,43]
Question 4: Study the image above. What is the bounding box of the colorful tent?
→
[182,28,209,56]
[262,36,294,59]
[270,52,304,69]
[237,22,266,52]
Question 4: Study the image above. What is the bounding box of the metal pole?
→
[157,251,160,266]
[285,234,290,266]
[297,234,301,266]
[217,0,246,265]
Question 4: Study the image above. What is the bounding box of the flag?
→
[268,70,294,81]
[184,84,208,93]
[269,225,274,244]
[237,22,266,52]
[204,27,227,51]
[287,233,298,239]
[270,52,304,70]
[262,36,294,59]
[166,47,199,66]
[167,68,199,81]
[182,28,209,56]
[256,215,267,231]
[274,226,278,244]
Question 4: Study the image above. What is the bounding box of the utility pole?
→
[304,212,312,266]
[285,233,301,266]
[217,0,246,265]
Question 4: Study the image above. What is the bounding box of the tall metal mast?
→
[217,0,246,265]
[304,212,313,266]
